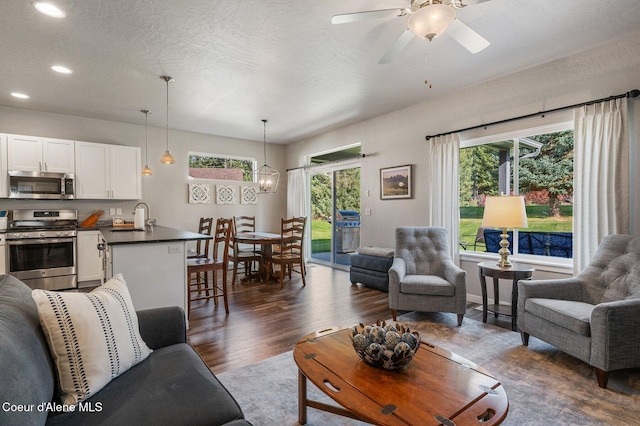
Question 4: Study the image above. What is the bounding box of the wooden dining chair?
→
[231,216,261,284]
[187,218,232,317]
[271,216,307,289]
[188,217,214,292]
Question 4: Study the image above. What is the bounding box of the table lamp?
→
[481,195,528,268]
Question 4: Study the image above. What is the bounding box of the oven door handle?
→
[7,237,75,245]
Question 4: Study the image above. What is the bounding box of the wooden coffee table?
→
[294,326,508,425]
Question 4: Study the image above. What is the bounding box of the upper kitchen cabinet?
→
[75,141,141,200]
[7,135,75,173]
[110,145,142,199]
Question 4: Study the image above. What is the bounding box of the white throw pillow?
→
[32,274,152,405]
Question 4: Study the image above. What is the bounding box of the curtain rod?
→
[286,154,366,172]
[425,89,640,141]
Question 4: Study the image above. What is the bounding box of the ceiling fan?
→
[331,0,491,64]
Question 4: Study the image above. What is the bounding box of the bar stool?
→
[188,217,213,292]
[187,218,232,317]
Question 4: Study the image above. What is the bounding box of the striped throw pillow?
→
[32,274,152,406]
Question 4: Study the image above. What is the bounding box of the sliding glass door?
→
[309,164,360,269]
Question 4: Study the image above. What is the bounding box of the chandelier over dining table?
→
[254,119,279,193]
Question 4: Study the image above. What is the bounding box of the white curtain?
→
[573,98,629,273]
[287,168,307,219]
[428,133,461,263]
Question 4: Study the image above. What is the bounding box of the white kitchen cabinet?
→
[0,134,7,198]
[44,138,76,172]
[77,230,105,283]
[7,135,75,173]
[75,141,141,199]
[110,145,142,199]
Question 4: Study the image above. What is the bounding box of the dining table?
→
[233,231,283,282]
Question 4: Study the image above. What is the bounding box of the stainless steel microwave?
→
[8,171,75,200]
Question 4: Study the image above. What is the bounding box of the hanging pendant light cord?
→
[144,110,149,164]
[262,119,268,165]
[166,79,170,151]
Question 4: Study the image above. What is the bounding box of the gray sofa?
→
[0,274,252,426]
[518,234,640,388]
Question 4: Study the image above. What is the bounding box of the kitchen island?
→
[101,225,210,320]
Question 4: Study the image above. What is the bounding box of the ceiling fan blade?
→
[465,0,492,4]
[331,8,407,25]
[446,19,490,53]
[449,0,492,7]
[378,29,415,64]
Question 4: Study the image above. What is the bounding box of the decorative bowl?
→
[350,320,420,370]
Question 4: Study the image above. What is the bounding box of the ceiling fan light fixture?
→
[407,3,456,41]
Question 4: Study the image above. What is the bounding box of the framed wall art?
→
[188,183,211,204]
[380,164,412,200]
[216,185,237,204]
[240,186,258,205]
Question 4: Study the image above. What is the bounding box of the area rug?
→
[218,312,640,425]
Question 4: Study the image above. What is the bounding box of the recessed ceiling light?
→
[11,92,30,99]
[51,65,73,74]
[33,1,66,18]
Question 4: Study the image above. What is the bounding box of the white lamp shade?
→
[407,4,456,41]
[481,196,528,228]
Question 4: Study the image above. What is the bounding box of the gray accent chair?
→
[389,227,467,326]
[518,234,640,388]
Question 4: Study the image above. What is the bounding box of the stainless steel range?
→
[6,209,78,290]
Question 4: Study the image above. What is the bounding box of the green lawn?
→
[311,220,331,253]
[460,205,573,219]
[460,205,573,250]
[311,208,573,253]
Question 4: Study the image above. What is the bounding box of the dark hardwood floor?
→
[187,263,511,374]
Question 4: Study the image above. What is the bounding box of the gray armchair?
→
[389,227,467,326]
[518,234,640,388]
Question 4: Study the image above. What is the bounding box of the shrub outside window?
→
[188,152,256,182]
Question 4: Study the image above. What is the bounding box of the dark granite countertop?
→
[98,225,211,246]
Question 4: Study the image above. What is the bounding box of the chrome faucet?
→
[133,202,154,231]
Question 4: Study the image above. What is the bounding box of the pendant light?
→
[159,75,176,165]
[254,119,279,193]
[141,109,153,176]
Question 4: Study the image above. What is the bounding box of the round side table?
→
[477,261,534,331]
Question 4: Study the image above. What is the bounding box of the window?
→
[188,152,256,182]
[459,125,574,260]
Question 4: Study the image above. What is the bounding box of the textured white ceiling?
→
[2,0,640,143]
